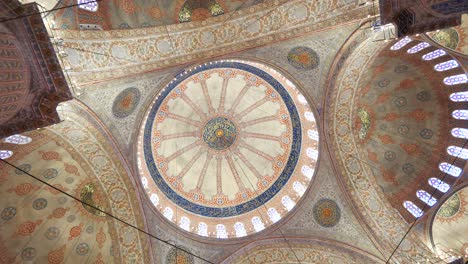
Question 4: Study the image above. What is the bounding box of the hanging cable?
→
[0,158,215,264]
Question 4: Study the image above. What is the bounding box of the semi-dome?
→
[137,59,319,238]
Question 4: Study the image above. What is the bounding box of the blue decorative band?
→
[143,61,301,217]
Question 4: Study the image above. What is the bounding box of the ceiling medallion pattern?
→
[202,117,237,150]
[138,60,319,238]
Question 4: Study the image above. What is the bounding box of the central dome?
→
[138,60,319,238]
[202,117,237,150]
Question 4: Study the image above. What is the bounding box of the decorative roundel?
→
[42,168,58,179]
[138,60,319,238]
[202,117,237,150]
[45,227,60,240]
[166,247,194,264]
[112,87,141,118]
[1,207,16,221]
[32,198,48,210]
[437,193,461,218]
[287,46,320,70]
[75,243,89,255]
[21,247,36,261]
[313,198,341,228]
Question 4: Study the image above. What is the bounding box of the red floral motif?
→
[45,184,68,195]
[47,207,68,219]
[14,220,43,237]
[96,227,106,249]
[381,166,398,185]
[94,253,105,264]
[400,143,421,156]
[383,112,399,121]
[7,183,39,196]
[367,150,378,163]
[64,163,80,176]
[48,245,65,264]
[68,223,83,241]
[376,93,391,103]
[39,151,61,161]
[407,109,431,121]
[397,78,416,90]
[378,135,394,145]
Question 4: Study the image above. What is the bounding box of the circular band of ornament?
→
[112,87,141,118]
[143,61,302,217]
[313,198,341,228]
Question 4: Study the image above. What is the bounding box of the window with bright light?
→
[444,74,468,86]
[428,178,450,193]
[198,222,208,237]
[179,217,190,231]
[216,224,228,239]
[3,134,32,145]
[293,181,306,196]
[439,162,462,177]
[434,60,459,72]
[403,201,423,218]
[0,150,13,159]
[163,207,174,220]
[390,36,412,50]
[416,190,437,206]
[77,0,98,11]
[447,146,468,159]
[451,128,468,139]
[281,196,295,211]
[422,49,447,61]
[234,222,247,237]
[267,208,281,223]
[251,217,265,232]
[407,42,430,54]
[301,165,314,179]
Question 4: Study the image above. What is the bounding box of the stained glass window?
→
[179,217,190,231]
[198,222,208,237]
[452,110,468,120]
[444,74,468,86]
[216,224,227,239]
[3,134,32,144]
[308,130,319,141]
[251,217,265,232]
[450,91,468,102]
[416,190,437,206]
[267,208,281,223]
[435,60,459,72]
[150,193,159,206]
[234,222,247,237]
[304,112,315,121]
[451,128,468,139]
[293,181,306,196]
[447,146,468,159]
[77,0,98,12]
[281,196,295,211]
[403,201,423,218]
[390,36,412,50]
[428,178,450,193]
[163,207,174,220]
[297,94,307,105]
[301,165,314,179]
[439,162,462,177]
[0,150,12,159]
[141,177,148,188]
[306,148,319,160]
[407,42,430,54]
[422,49,447,60]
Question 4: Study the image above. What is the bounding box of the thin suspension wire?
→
[0,0,103,23]
[0,158,215,264]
